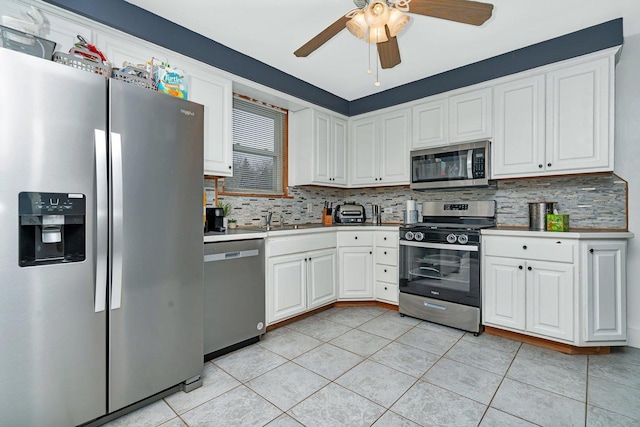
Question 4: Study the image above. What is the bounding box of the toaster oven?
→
[334,203,366,223]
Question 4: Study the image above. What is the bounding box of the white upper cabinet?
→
[545,56,612,173]
[449,87,493,143]
[412,88,491,149]
[350,108,410,186]
[289,109,348,187]
[493,74,546,177]
[492,50,616,179]
[412,98,448,148]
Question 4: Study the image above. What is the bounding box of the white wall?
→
[615,33,640,348]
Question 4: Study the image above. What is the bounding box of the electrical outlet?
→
[384,207,392,214]
[307,203,312,213]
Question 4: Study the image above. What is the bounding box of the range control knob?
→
[446,233,457,244]
[414,232,424,241]
[457,234,469,245]
[404,231,415,241]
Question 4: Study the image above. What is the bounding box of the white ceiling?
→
[125,0,640,101]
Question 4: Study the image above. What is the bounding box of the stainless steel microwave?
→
[410,140,491,190]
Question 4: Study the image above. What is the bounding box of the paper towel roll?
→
[406,199,416,212]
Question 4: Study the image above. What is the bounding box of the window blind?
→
[225,97,286,195]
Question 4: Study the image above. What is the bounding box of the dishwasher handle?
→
[204,249,260,263]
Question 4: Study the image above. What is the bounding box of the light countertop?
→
[204,223,400,243]
[483,227,634,239]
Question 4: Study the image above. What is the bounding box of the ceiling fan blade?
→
[377,26,401,69]
[294,15,350,57]
[408,0,493,26]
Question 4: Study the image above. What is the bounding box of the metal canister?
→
[528,202,557,230]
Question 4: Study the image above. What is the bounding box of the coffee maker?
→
[205,207,225,232]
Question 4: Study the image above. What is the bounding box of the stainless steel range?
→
[398,200,496,334]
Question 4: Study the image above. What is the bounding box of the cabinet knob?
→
[538,164,543,168]
[375,178,378,181]
[384,269,387,272]
[519,265,523,270]
[228,165,232,169]
[369,251,372,255]
[309,257,312,261]
[379,177,382,181]
[523,245,527,250]
[355,236,358,240]
[590,248,594,253]
[527,266,532,271]
[384,251,387,255]
[384,237,387,240]
[305,258,308,261]
[384,286,388,290]
[547,163,552,167]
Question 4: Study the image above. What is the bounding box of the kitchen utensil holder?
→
[322,208,332,226]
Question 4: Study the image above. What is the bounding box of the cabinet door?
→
[331,117,348,185]
[449,87,492,143]
[312,111,332,184]
[189,68,233,177]
[379,109,410,185]
[412,99,447,148]
[268,254,307,323]
[483,256,526,331]
[545,57,612,173]
[493,75,546,178]
[308,249,337,309]
[338,247,373,299]
[350,117,378,186]
[583,242,626,342]
[526,261,574,341]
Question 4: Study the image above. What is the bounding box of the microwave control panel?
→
[472,150,486,179]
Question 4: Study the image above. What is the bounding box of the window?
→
[223,96,287,196]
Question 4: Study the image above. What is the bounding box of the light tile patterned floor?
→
[105,306,640,427]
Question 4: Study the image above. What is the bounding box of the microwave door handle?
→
[466,149,474,179]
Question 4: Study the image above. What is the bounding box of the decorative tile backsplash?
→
[210,173,627,230]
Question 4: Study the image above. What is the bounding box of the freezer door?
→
[0,49,108,426]
[108,79,204,412]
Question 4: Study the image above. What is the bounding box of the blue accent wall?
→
[43,0,622,116]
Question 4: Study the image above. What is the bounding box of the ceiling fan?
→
[294,0,494,70]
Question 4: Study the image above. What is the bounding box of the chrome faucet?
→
[264,211,273,229]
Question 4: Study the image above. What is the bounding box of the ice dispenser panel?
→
[18,192,86,267]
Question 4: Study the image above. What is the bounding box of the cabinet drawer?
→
[375,264,398,284]
[375,247,398,266]
[269,233,336,257]
[375,231,398,247]
[375,282,398,304]
[337,231,374,247]
[484,236,575,263]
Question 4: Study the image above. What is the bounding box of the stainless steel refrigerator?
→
[0,47,204,426]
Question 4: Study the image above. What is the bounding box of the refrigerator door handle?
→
[111,132,124,310]
[95,129,108,313]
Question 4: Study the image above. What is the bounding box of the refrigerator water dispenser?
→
[18,192,86,266]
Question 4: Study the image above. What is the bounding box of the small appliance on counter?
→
[205,207,225,232]
[334,202,366,223]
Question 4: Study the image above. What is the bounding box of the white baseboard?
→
[628,326,640,349]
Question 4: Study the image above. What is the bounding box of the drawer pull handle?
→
[523,245,527,250]
[527,266,532,271]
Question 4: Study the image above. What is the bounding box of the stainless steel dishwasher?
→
[203,239,265,360]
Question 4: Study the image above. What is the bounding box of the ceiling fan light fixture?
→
[346,11,367,39]
[367,25,388,43]
[387,8,410,37]
[363,1,390,28]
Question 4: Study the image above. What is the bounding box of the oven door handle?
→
[399,240,478,252]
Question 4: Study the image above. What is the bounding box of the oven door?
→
[399,240,480,307]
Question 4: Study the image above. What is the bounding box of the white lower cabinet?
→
[374,231,399,304]
[338,231,374,299]
[482,232,630,346]
[267,233,337,324]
